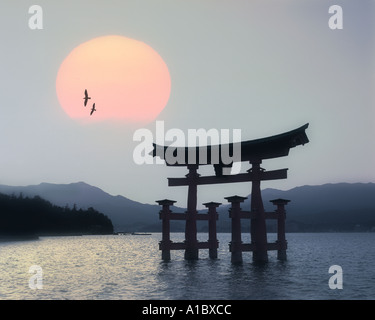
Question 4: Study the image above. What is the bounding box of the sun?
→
[56,35,171,123]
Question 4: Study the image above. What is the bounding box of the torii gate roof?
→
[151,123,309,167]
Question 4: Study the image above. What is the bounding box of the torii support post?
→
[250,159,269,263]
[185,165,200,260]
[203,202,221,259]
[225,195,247,264]
[156,199,176,261]
[270,199,290,261]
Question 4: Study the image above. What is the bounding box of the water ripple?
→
[0,233,374,299]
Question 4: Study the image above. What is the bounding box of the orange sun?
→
[56,35,171,123]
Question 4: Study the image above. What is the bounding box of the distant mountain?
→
[0,182,374,232]
[215,183,375,232]
[0,182,182,232]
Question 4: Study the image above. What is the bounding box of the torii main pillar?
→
[249,159,268,263]
[184,165,199,260]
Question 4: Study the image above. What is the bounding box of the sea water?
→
[0,233,374,300]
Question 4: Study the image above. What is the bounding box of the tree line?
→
[0,193,113,239]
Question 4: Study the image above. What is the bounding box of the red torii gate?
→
[154,123,309,263]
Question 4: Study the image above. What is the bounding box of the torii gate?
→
[154,123,309,263]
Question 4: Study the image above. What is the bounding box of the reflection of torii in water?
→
[90,103,96,115]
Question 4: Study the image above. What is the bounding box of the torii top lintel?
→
[151,123,309,168]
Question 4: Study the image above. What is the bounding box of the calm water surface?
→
[0,233,374,300]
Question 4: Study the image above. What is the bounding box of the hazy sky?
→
[0,1,374,208]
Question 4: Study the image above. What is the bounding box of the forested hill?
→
[0,193,113,240]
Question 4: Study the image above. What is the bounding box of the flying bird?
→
[83,89,91,106]
[90,103,96,116]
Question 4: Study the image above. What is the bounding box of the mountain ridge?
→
[0,181,374,232]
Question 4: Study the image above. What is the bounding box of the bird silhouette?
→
[83,89,91,107]
[90,103,96,115]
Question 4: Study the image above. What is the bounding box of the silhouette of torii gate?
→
[153,123,309,263]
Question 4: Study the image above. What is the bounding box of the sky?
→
[0,0,374,209]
